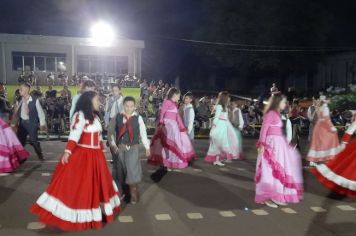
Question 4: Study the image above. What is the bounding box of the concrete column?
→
[137,49,142,78]
[128,50,134,75]
[71,44,75,75]
[1,42,6,83]
[133,49,137,76]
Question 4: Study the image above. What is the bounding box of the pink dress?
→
[0,117,29,173]
[255,111,303,204]
[307,104,341,162]
[148,99,195,169]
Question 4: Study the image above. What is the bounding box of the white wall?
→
[0,33,144,84]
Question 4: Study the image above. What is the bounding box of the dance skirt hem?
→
[306,146,342,162]
[255,146,303,192]
[0,146,29,173]
[148,155,190,169]
[311,166,356,198]
[150,129,195,162]
[255,193,302,204]
[31,204,121,231]
[204,153,241,162]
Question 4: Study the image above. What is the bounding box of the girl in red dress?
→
[31,91,121,231]
[311,108,356,197]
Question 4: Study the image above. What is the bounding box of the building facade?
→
[0,33,144,84]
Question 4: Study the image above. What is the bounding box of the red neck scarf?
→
[118,114,134,142]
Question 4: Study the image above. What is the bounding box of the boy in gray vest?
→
[108,96,150,204]
[12,83,46,160]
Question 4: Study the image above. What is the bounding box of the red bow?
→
[118,115,134,142]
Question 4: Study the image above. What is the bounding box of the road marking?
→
[237,168,246,171]
[193,168,203,172]
[281,208,297,214]
[41,173,51,177]
[337,205,356,211]
[14,173,24,177]
[310,207,327,213]
[118,216,134,223]
[26,160,58,163]
[219,211,236,217]
[27,222,46,230]
[187,213,204,219]
[252,209,269,216]
[26,159,115,163]
[173,169,182,172]
[0,173,10,176]
[147,169,155,173]
[155,214,172,221]
[219,168,229,172]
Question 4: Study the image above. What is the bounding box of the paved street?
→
[0,138,356,236]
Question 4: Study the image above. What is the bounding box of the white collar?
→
[121,111,138,117]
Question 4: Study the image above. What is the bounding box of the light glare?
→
[90,21,115,47]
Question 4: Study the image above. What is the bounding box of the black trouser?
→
[17,120,43,159]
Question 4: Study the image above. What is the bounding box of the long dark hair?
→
[264,94,286,114]
[73,91,98,120]
[167,87,180,100]
[217,91,229,112]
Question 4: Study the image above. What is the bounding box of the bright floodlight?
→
[90,21,115,47]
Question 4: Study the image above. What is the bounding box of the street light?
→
[90,21,116,47]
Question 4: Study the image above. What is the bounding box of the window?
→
[77,55,128,75]
[11,52,66,71]
[46,57,55,71]
[116,56,128,74]
[105,59,115,73]
[35,56,45,71]
[23,56,34,71]
[57,57,66,64]
[78,58,89,73]
[12,55,23,71]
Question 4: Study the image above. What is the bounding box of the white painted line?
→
[252,209,269,216]
[118,216,134,223]
[41,173,51,177]
[219,211,236,217]
[193,168,203,172]
[337,205,356,211]
[147,169,155,173]
[27,222,46,230]
[155,214,172,221]
[25,159,115,163]
[187,213,203,219]
[281,208,297,214]
[237,168,246,171]
[0,173,10,176]
[173,169,182,172]
[310,207,327,213]
[26,160,58,163]
[14,173,24,177]
[219,168,229,172]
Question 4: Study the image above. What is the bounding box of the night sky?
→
[1,0,356,88]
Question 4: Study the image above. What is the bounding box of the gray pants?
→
[112,146,142,193]
[308,123,315,141]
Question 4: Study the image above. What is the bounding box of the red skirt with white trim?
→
[30,146,121,231]
[311,140,356,197]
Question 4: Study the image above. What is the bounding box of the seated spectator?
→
[45,86,57,99]
[60,84,72,102]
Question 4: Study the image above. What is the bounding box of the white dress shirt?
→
[20,96,46,126]
[109,96,124,119]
